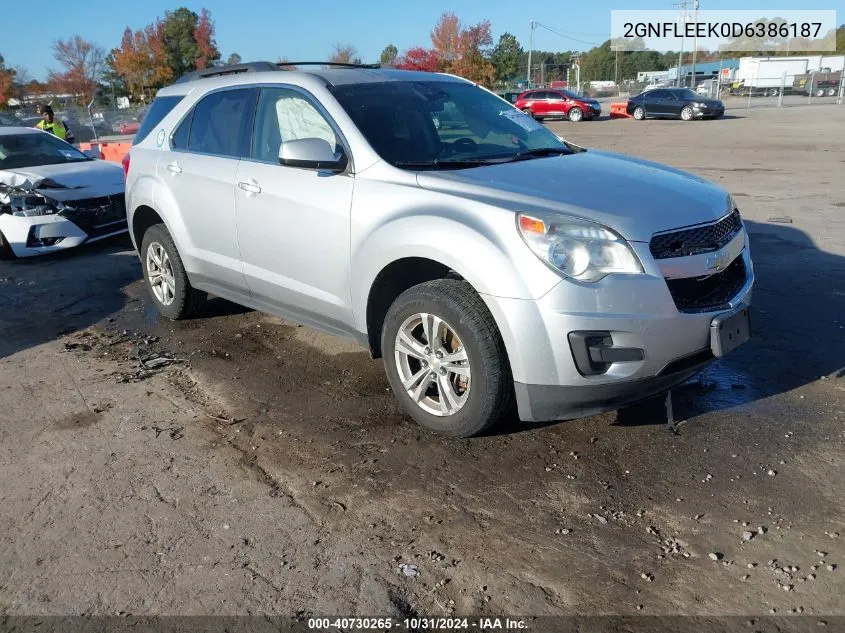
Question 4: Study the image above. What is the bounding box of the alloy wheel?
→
[681,106,693,121]
[146,241,176,306]
[394,313,471,416]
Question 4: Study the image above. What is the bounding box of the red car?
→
[514,89,602,122]
[117,120,141,135]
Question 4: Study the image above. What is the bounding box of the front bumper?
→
[693,106,725,118]
[482,237,753,422]
[0,212,126,257]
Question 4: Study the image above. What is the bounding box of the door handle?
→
[238,181,261,194]
[166,162,182,174]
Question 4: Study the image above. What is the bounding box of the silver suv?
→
[125,62,753,437]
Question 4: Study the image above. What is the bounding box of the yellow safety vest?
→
[37,119,67,140]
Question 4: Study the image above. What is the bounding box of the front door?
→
[234,86,355,334]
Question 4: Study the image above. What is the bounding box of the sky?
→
[1,0,842,80]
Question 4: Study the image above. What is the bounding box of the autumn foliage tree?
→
[394,47,442,72]
[430,12,461,63]
[328,44,362,65]
[194,9,218,70]
[0,54,14,106]
[48,36,104,103]
[111,21,173,98]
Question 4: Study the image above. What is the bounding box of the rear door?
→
[645,90,669,115]
[162,87,256,294]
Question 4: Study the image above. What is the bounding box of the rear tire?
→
[633,106,646,120]
[815,88,825,97]
[381,279,513,437]
[140,224,206,320]
[0,230,15,260]
[521,108,535,119]
[568,107,583,122]
[827,88,837,97]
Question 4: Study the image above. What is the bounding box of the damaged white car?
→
[0,128,126,259]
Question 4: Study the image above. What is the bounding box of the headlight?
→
[517,212,643,282]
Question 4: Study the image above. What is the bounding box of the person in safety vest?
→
[35,105,73,143]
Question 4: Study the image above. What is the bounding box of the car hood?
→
[0,160,124,202]
[415,149,732,242]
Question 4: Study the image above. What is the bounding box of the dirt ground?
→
[1,105,844,623]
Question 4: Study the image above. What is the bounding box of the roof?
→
[158,64,469,96]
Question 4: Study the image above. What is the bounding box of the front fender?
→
[351,212,561,334]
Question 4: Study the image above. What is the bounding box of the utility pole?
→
[527,20,535,86]
[610,44,623,95]
[690,0,700,90]
[673,0,693,87]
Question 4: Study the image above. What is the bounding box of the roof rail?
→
[174,61,281,84]
[276,61,381,69]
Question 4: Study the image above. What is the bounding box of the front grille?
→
[650,210,742,259]
[666,254,747,313]
[60,195,127,238]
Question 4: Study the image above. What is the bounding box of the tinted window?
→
[0,132,90,169]
[672,89,701,100]
[188,88,253,157]
[251,88,338,163]
[649,90,668,99]
[171,111,192,150]
[330,80,570,169]
[132,96,183,145]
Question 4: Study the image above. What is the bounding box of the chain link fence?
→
[6,103,149,145]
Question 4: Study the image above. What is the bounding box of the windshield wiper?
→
[394,158,511,169]
[513,147,573,159]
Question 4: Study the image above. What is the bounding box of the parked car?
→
[0,128,126,258]
[116,120,141,135]
[0,112,23,127]
[514,88,601,122]
[125,63,753,437]
[627,88,725,121]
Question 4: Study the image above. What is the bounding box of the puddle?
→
[675,360,764,416]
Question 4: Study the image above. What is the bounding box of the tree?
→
[491,32,523,83]
[379,44,398,66]
[161,7,220,79]
[449,21,495,86]
[0,54,15,106]
[48,36,104,103]
[431,12,461,62]
[394,47,441,72]
[227,53,242,66]
[328,44,361,65]
[111,21,172,101]
[194,8,219,70]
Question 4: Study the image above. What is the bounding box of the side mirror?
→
[279,138,347,171]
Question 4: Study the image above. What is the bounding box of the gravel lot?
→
[1,104,844,623]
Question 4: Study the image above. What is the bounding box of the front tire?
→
[381,279,513,437]
[680,106,694,121]
[568,107,583,122]
[0,230,15,260]
[633,105,646,120]
[140,224,206,320]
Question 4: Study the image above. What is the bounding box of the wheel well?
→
[366,257,458,358]
[131,205,164,250]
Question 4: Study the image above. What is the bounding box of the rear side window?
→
[171,111,192,150]
[132,96,183,145]
[187,88,254,157]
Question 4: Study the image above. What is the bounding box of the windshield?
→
[674,89,702,100]
[330,80,571,169]
[0,132,90,170]
[561,90,584,100]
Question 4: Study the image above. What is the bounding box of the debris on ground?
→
[709,552,723,561]
[399,563,419,578]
